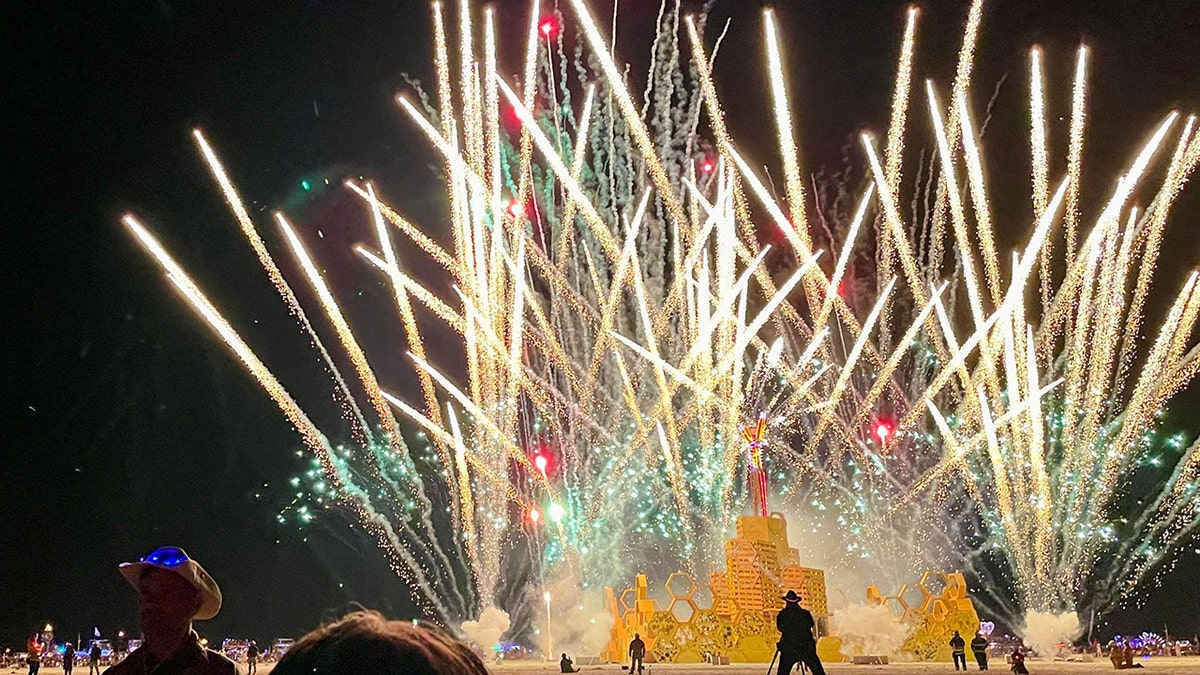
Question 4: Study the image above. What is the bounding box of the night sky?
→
[4,0,1200,649]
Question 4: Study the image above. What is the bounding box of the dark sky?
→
[4,0,1200,649]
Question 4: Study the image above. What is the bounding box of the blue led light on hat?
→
[140,546,190,567]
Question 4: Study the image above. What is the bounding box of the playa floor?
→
[18,655,1200,675]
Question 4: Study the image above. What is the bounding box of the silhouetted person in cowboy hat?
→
[104,546,239,675]
[777,590,825,675]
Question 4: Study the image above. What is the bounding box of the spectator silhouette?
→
[88,642,102,675]
[63,643,76,675]
[26,634,42,675]
[970,632,989,671]
[950,631,967,670]
[628,633,646,674]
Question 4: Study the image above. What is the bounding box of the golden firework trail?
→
[120,0,1200,632]
[878,5,918,299]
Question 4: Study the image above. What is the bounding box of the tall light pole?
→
[544,591,552,662]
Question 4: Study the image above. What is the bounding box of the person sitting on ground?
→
[1107,640,1144,670]
[104,546,239,675]
[1011,647,1029,675]
[270,610,489,675]
[1109,641,1125,670]
[559,652,580,673]
[1123,644,1143,669]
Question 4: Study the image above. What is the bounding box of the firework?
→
[830,17,1200,628]
[121,0,1200,645]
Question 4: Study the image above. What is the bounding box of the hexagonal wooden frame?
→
[864,570,982,663]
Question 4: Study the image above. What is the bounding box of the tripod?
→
[766,650,809,675]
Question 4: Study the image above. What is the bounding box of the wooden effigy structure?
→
[602,417,831,663]
[602,511,830,663]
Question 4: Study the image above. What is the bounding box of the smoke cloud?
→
[527,574,613,659]
[460,605,511,658]
[833,604,911,659]
[1021,610,1081,656]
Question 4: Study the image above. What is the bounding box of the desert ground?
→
[16,656,1200,675]
[484,657,1200,674]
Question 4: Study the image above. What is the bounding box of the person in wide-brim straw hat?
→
[105,547,239,675]
[118,546,223,620]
